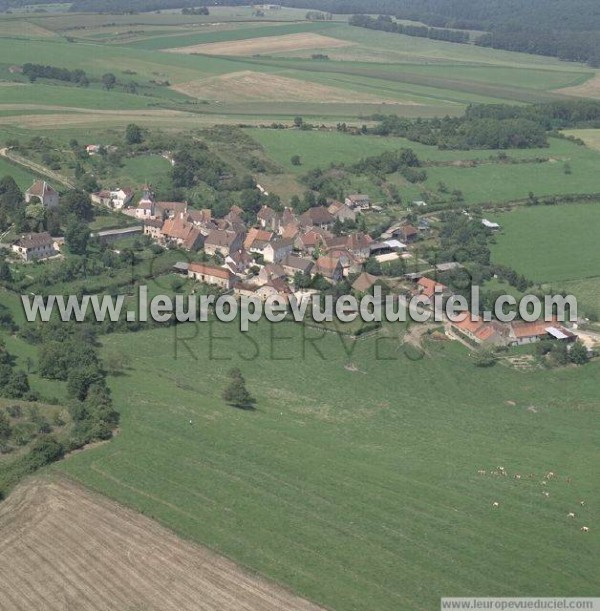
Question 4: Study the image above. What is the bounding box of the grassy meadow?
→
[43,320,600,611]
[490,204,600,283]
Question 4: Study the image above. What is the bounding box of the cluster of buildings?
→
[116,188,399,300]
[447,310,576,347]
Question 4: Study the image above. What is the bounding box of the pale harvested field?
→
[562,128,600,151]
[165,32,354,56]
[557,72,600,98]
[0,20,57,38]
[172,70,395,103]
[0,477,325,611]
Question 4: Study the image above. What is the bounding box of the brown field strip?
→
[0,477,326,611]
[557,72,600,98]
[171,70,397,103]
[165,32,354,56]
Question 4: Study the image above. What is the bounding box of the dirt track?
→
[0,477,326,611]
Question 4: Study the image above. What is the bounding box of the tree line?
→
[349,14,469,44]
[22,63,90,86]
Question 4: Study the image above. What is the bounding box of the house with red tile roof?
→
[188,262,235,290]
[312,254,343,282]
[25,181,59,209]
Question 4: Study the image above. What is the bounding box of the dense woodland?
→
[366,100,600,149]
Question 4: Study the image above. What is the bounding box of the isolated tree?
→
[569,340,589,365]
[291,154,301,166]
[0,261,12,283]
[293,116,303,128]
[0,411,10,441]
[473,349,496,368]
[102,72,116,90]
[64,219,90,255]
[60,189,93,221]
[125,123,143,145]
[222,368,255,410]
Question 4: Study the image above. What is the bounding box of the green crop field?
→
[0,12,597,126]
[490,203,600,284]
[47,321,600,611]
[490,203,600,318]
[0,156,37,189]
[249,129,590,172]
[421,146,600,206]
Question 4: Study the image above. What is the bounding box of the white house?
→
[12,232,56,261]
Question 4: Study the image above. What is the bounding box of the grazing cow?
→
[514,474,521,480]
[492,502,499,509]
[542,491,550,498]
[189,420,193,425]
[477,469,486,476]
[580,500,585,506]
[581,526,589,533]
[541,481,547,486]
[568,512,575,518]
[546,471,555,479]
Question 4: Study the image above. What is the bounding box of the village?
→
[6,178,583,351]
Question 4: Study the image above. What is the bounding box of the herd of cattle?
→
[478,467,591,532]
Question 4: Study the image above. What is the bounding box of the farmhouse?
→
[352,272,378,294]
[299,206,335,229]
[416,277,449,299]
[257,263,287,285]
[161,216,203,251]
[313,254,343,282]
[255,278,292,302]
[143,218,164,240]
[25,180,59,209]
[204,229,244,257]
[224,249,253,275]
[508,320,576,346]
[244,227,274,254]
[325,247,362,276]
[394,223,419,243]
[263,238,294,264]
[295,228,329,254]
[91,187,134,210]
[281,254,314,277]
[12,232,55,261]
[345,193,370,209]
[328,200,356,223]
[257,205,281,232]
[188,262,235,289]
[449,315,507,346]
[156,201,188,219]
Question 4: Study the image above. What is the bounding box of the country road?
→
[0,147,75,189]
